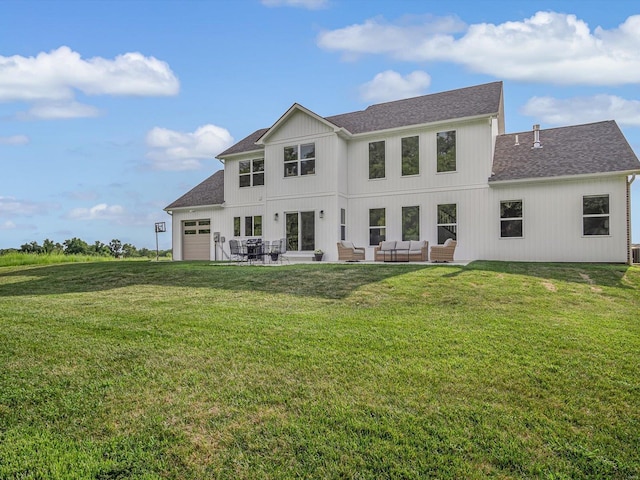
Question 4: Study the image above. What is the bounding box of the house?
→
[164,81,640,263]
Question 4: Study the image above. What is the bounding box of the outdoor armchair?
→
[430,239,457,262]
[337,241,366,261]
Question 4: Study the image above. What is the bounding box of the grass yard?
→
[0,260,638,479]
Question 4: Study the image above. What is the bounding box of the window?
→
[239,158,264,187]
[500,200,523,238]
[402,136,419,176]
[437,204,457,244]
[369,208,386,246]
[402,206,420,241]
[369,141,385,179]
[284,143,315,177]
[245,215,262,237]
[437,131,456,173]
[285,211,315,251]
[340,208,346,241]
[233,217,240,237]
[583,195,609,236]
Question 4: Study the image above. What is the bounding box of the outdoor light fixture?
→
[319,210,324,218]
[274,212,279,221]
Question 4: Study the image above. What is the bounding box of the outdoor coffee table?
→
[384,248,410,262]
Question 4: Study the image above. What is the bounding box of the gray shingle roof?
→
[490,121,640,182]
[218,82,503,157]
[218,128,268,157]
[164,169,224,210]
[326,81,503,134]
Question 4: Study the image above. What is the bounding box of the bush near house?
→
[0,261,638,478]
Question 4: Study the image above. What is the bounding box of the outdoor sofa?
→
[373,240,429,262]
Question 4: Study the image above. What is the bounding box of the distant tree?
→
[63,237,89,255]
[122,243,137,258]
[91,241,109,256]
[108,239,122,258]
[20,241,42,254]
[138,247,152,258]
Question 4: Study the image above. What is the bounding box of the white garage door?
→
[182,219,211,260]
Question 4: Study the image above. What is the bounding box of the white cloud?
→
[360,70,431,103]
[0,220,16,230]
[17,101,101,120]
[318,12,640,85]
[261,0,328,9]
[145,124,234,171]
[0,46,179,119]
[0,196,57,216]
[522,95,640,127]
[67,203,126,221]
[0,135,29,145]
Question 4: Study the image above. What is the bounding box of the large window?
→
[369,141,385,179]
[500,200,523,238]
[437,204,457,244]
[244,215,262,237]
[402,206,420,241]
[437,130,456,173]
[341,208,346,241]
[233,217,241,237]
[369,208,386,246]
[402,136,419,176]
[284,143,315,177]
[239,158,264,187]
[285,211,315,251]
[583,195,609,236]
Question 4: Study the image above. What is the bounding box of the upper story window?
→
[583,195,609,236]
[437,131,456,173]
[369,141,385,179]
[500,200,523,238]
[239,158,264,187]
[284,143,315,177]
[401,136,419,176]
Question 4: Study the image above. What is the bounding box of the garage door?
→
[182,219,211,260]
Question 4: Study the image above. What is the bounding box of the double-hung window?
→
[437,204,457,244]
[340,208,346,241]
[233,217,241,237]
[401,136,419,176]
[245,215,262,237]
[369,141,385,179]
[583,195,609,236]
[284,143,315,177]
[500,200,523,238]
[437,131,456,173]
[369,208,386,245]
[239,158,264,187]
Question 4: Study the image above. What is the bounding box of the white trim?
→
[489,170,640,187]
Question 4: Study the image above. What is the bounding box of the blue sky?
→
[1,0,639,250]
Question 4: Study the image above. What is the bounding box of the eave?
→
[488,169,640,187]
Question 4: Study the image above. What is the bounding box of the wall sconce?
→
[274,212,279,221]
[319,210,324,219]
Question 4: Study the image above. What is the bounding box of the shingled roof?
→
[327,81,503,134]
[490,121,640,183]
[218,82,503,157]
[165,170,224,210]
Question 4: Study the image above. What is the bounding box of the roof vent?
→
[532,124,542,149]
[514,134,520,146]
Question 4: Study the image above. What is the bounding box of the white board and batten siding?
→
[485,176,628,263]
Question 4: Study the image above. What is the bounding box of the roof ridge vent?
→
[532,124,543,149]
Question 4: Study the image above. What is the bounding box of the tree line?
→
[0,237,171,259]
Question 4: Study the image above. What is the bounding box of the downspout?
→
[628,174,636,265]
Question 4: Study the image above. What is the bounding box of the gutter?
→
[488,169,640,187]
[628,174,636,265]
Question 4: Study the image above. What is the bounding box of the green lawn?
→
[0,260,638,479]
